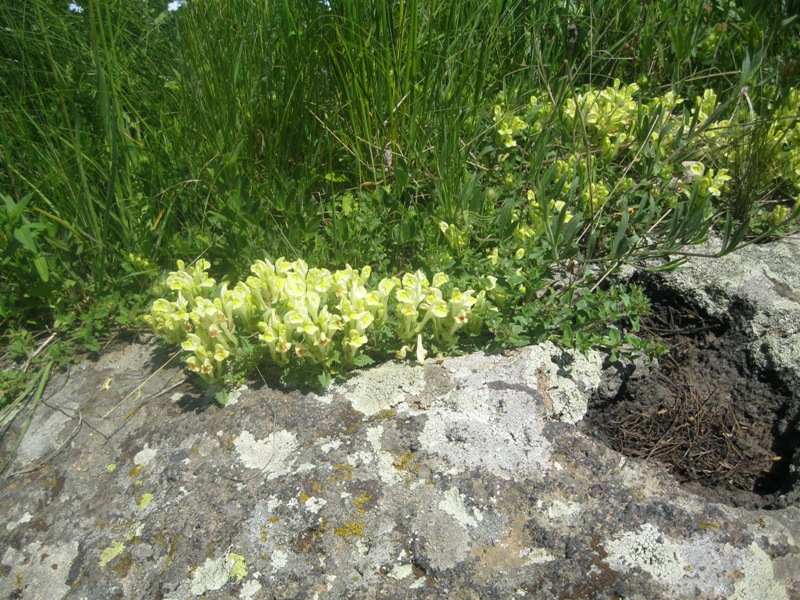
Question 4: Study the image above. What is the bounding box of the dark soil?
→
[584,289,800,510]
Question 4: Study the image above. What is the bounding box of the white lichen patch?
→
[545,500,583,522]
[520,343,603,423]
[239,578,263,599]
[340,361,425,416]
[388,564,414,580]
[366,425,401,484]
[134,443,158,466]
[5,512,32,531]
[520,547,557,565]
[190,551,248,596]
[439,487,482,528]
[411,507,471,571]
[270,549,289,570]
[417,384,551,479]
[225,384,248,406]
[603,523,684,584]
[1,541,78,599]
[234,430,299,479]
[730,542,788,600]
[604,524,788,598]
[304,496,327,514]
[320,439,342,453]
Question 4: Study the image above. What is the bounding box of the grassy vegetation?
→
[2,0,800,402]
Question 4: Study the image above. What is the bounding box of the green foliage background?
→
[1,0,799,394]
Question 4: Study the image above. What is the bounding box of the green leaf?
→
[497,197,516,239]
[13,225,39,254]
[611,210,630,259]
[33,256,50,283]
[352,353,375,368]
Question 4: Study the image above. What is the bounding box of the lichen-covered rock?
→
[2,330,799,599]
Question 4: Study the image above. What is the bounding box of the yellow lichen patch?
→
[99,541,126,567]
[334,521,364,539]
[268,515,279,525]
[353,493,372,513]
[299,492,310,503]
[392,451,420,473]
[228,553,248,581]
[106,463,117,473]
[329,464,354,483]
[136,493,154,511]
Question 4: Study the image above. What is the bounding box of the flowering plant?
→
[146,258,491,385]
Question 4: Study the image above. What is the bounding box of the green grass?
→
[1,0,800,401]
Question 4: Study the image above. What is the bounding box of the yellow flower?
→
[346,330,368,349]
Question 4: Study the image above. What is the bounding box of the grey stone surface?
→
[1,236,800,599]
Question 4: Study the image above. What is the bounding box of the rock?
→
[646,234,800,391]
[2,237,800,599]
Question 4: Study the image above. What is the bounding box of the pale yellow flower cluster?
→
[146,258,491,384]
[250,259,393,367]
[563,79,640,159]
[393,270,487,357]
[144,259,232,383]
[493,104,529,148]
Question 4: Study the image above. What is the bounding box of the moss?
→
[166,535,181,566]
[268,515,279,524]
[334,521,364,539]
[110,553,133,578]
[368,408,397,422]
